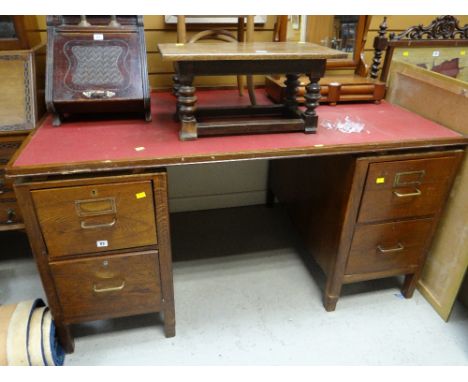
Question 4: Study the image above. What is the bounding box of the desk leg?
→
[154,173,176,338]
[55,322,75,353]
[401,272,419,298]
[178,74,198,141]
[324,278,342,312]
[303,75,321,133]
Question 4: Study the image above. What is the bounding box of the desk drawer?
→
[358,155,459,223]
[346,218,433,275]
[50,250,162,322]
[32,180,157,258]
[0,199,22,225]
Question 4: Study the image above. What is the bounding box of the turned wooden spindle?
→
[370,17,388,79]
[303,76,321,133]
[284,74,300,111]
[177,75,198,140]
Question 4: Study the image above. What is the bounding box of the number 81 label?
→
[97,240,108,248]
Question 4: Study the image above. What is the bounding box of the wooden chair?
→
[370,15,468,82]
[175,16,257,105]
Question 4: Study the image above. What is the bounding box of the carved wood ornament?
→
[371,15,468,81]
[390,15,468,41]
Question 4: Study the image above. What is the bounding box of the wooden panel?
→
[346,218,434,275]
[146,29,277,52]
[385,60,468,320]
[0,55,27,127]
[50,250,162,322]
[306,16,334,45]
[28,15,468,90]
[31,15,278,90]
[386,61,468,131]
[150,74,267,89]
[142,15,276,31]
[270,155,356,276]
[147,53,173,74]
[32,181,157,258]
[358,155,460,223]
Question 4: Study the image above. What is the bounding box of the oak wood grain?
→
[49,250,162,322]
[159,42,347,61]
[32,180,157,258]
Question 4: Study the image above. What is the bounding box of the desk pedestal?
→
[269,150,463,311]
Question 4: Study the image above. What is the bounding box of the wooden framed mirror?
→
[371,15,468,82]
[306,15,370,73]
[0,16,30,50]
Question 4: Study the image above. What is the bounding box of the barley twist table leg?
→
[303,75,321,133]
[284,73,300,114]
[178,74,198,140]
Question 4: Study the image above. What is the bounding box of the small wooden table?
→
[158,42,346,140]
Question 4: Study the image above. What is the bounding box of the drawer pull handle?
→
[394,170,425,187]
[377,243,404,254]
[81,218,116,229]
[75,197,116,217]
[393,188,422,198]
[93,280,125,293]
[82,90,116,99]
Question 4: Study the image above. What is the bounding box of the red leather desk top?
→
[9,89,466,177]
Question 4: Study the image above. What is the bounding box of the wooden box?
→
[45,16,151,126]
[0,46,45,133]
[265,74,386,105]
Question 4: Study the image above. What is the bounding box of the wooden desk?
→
[6,90,468,353]
[158,42,346,140]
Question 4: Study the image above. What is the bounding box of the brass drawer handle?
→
[394,170,425,187]
[377,243,404,254]
[81,218,116,230]
[82,90,116,99]
[93,280,125,293]
[393,188,422,198]
[75,197,116,217]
